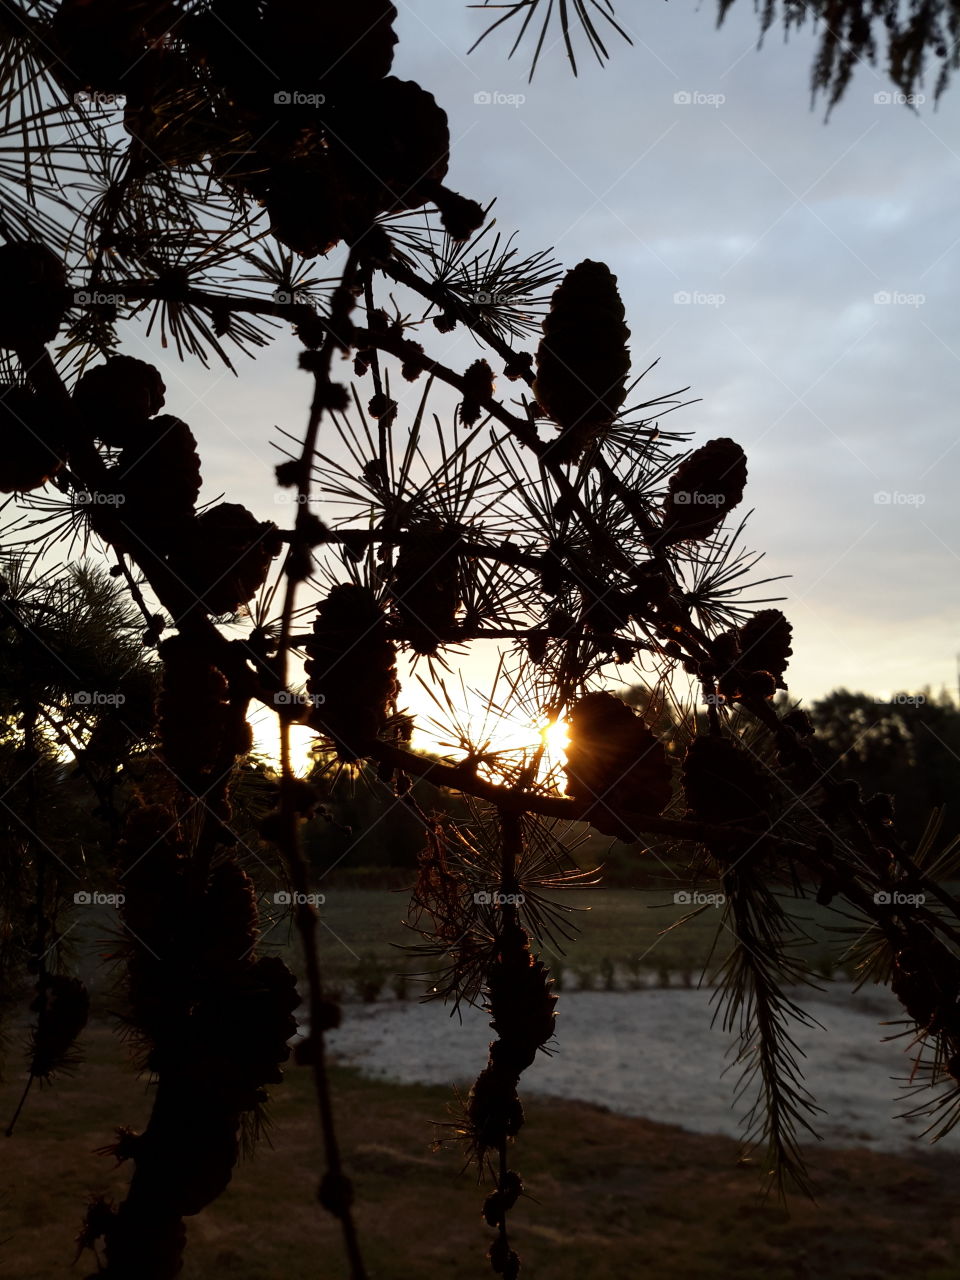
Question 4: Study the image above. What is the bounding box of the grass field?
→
[70,886,857,1007]
[2,1022,959,1280]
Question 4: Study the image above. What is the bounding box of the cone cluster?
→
[305,583,399,760]
[564,692,672,840]
[533,260,630,463]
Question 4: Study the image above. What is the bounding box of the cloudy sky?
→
[158,0,960,715]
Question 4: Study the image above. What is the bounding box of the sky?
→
[136,0,960,722]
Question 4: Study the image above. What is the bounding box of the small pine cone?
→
[565,692,672,840]
[467,1065,525,1153]
[390,526,462,654]
[171,503,284,616]
[28,974,89,1078]
[432,187,485,241]
[682,736,772,825]
[305,583,399,760]
[661,438,747,544]
[533,261,630,463]
[156,634,230,784]
[459,359,495,427]
[73,356,166,448]
[0,242,67,351]
[264,157,354,258]
[736,609,793,687]
[0,384,64,492]
[115,415,202,548]
[489,1237,521,1280]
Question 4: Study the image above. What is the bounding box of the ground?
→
[2,1022,959,1280]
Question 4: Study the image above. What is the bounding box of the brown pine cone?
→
[390,526,462,654]
[0,242,67,351]
[114,415,202,553]
[661,438,747,544]
[156,634,230,785]
[736,609,793,687]
[533,260,631,462]
[564,692,672,840]
[265,0,398,85]
[73,355,166,447]
[305,583,398,760]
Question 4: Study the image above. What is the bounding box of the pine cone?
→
[0,242,67,351]
[736,609,793,687]
[459,359,495,426]
[331,77,450,217]
[73,355,166,447]
[52,0,175,94]
[265,0,398,85]
[661,438,747,544]
[390,526,462,654]
[533,260,630,462]
[564,692,672,839]
[156,634,230,785]
[114,415,202,552]
[170,503,284,616]
[0,385,65,492]
[305,583,399,760]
